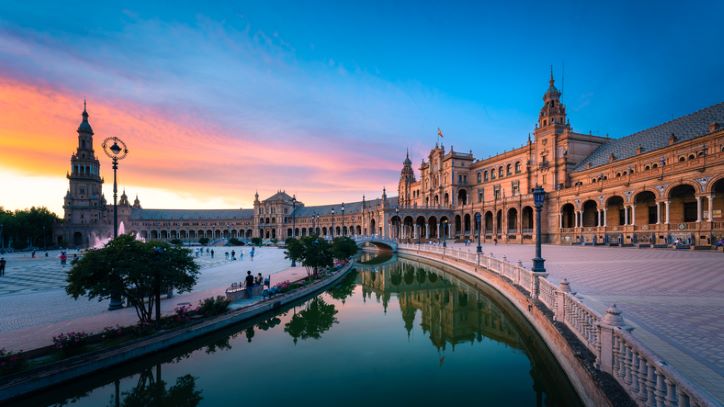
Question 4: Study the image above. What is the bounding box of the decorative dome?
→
[543,70,561,101]
[77,100,94,135]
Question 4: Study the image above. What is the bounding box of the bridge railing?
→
[397,243,714,407]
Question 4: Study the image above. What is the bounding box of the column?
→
[696,196,702,222]
[603,208,608,227]
[597,210,602,227]
[426,224,430,239]
[664,201,670,224]
[631,204,636,226]
[707,195,714,222]
[559,213,563,229]
[624,206,629,225]
[656,202,661,224]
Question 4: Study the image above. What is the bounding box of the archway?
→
[403,216,414,241]
[160,230,168,239]
[605,196,625,226]
[458,189,468,206]
[464,213,471,236]
[495,210,502,235]
[561,203,575,228]
[356,225,362,235]
[522,206,533,233]
[428,216,438,239]
[582,200,598,227]
[507,208,518,233]
[712,179,724,224]
[454,215,461,238]
[369,219,376,236]
[484,211,493,234]
[389,216,401,239]
[668,184,697,223]
[416,216,426,240]
[189,230,196,239]
[73,231,83,247]
[634,191,657,225]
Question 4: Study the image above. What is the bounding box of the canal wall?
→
[0,262,355,403]
[397,245,716,407]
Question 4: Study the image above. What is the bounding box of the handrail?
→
[397,242,715,407]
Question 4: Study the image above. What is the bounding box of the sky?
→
[1,1,722,215]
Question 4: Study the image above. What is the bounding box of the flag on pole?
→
[437,128,444,138]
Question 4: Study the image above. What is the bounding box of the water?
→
[26,252,582,406]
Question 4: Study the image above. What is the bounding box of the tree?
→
[0,206,60,249]
[66,235,200,324]
[285,238,303,266]
[227,237,242,246]
[169,239,182,246]
[284,297,338,344]
[198,237,209,246]
[299,236,333,278]
[331,236,358,261]
[119,369,202,407]
[251,237,262,246]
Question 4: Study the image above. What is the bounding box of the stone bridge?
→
[353,235,398,252]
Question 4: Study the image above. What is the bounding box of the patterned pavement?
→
[442,242,724,402]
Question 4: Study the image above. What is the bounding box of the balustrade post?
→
[597,304,632,375]
[555,278,571,321]
[530,270,547,300]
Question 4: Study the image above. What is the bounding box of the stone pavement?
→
[0,247,290,352]
[440,241,724,403]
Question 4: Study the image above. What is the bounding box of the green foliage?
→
[0,348,25,374]
[119,372,202,407]
[250,237,262,246]
[227,237,242,246]
[298,236,333,278]
[197,296,230,316]
[169,239,182,246]
[198,237,209,246]
[331,236,358,261]
[66,235,200,324]
[0,206,59,249]
[284,297,338,344]
[284,238,303,264]
[328,269,358,303]
[270,238,278,244]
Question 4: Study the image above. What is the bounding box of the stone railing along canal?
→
[398,243,714,407]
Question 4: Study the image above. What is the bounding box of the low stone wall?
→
[0,262,355,403]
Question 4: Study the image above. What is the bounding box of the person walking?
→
[60,251,67,266]
[0,257,6,276]
[210,249,215,258]
[255,272,263,286]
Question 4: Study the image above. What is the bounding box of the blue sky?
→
[1,0,722,211]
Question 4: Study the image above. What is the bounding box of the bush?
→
[169,238,182,246]
[198,296,230,316]
[251,237,262,246]
[52,331,89,353]
[227,237,243,246]
[0,348,25,374]
[199,237,210,246]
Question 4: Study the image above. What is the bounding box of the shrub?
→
[174,303,193,322]
[0,348,25,374]
[198,296,230,316]
[227,237,243,246]
[169,238,183,246]
[52,331,89,353]
[199,237,210,246]
[251,237,262,246]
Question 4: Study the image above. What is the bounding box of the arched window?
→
[679,156,686,162]
[644,165,650,170]
[515,161,521,173]
[498,167,503,177]
[652,163,658,169]
[491,170,496,180]
[506,164,512,176]
[477,172,482,183]
[484,170,489,181]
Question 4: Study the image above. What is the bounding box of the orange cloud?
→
[0,78,399,212]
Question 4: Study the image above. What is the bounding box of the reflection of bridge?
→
[353,235,398,252]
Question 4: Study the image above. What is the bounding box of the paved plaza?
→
[0,246,293,352]
[434,242,724,403]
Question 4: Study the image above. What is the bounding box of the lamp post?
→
[532,186,546,273]
[315,213,320,236]
[331,208,335,238]
[102,136,128,311]
[475,212,482,255]
[442,218,448,249]
[341,203,345,236]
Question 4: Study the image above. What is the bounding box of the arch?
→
[160,230,168,239]
[495,210,502,234]
[246,229,253,238]
[223,230,230,238]
[215,230,221,239]
[322,226,328,236]
[389,216,401,239]
[188,230,196,239]
[454,215,461,237]
[444,193,450,205]
[428,216,439,239]
[605,196,625,226]
[507,208,518,233]
[522,206,533,232]
[561,203,575,228]
[73,231,83,247]
[356,225,362,235]
[342,226,348,236]
[335,226,341,236]
[581,200,598,227]
[458,189,468,206]
[141,231,149,239]
[151,230,159,239]
[463,213,471,235]
[711,178,724,223]
[369,219,376,236]
[668,184,697,223]
[484,211,493,234]
[180,230,187,239]
[634,191,657,225]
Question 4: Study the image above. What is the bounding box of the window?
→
[512,181,520,196]
[506,164,512,176]
[491,171,496,180]
[515,162,521,173]
[478,190,484,202]
[484,171,489,181]
[498,167,503,177]
[477,172,482,183]
[493,186,501,200]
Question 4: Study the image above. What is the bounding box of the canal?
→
[30,252,582,406]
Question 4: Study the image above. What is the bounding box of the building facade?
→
[56,75,724,248]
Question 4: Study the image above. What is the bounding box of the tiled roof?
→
[292,197,398,217]
[573,102,724,172]
[131,208,254,220]
[263,191,293,202]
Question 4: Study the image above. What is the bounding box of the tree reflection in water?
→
[327,270,358,303]
[111,364,201,407]
[284,297,338,344]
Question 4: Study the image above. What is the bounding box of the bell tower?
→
[398,150,416,208]
[537,68,567,129]
[63,101,107,243]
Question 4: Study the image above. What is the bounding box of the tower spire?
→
[549,65,554,86]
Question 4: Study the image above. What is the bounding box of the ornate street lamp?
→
[475,212,482,255]
[341,203,345,236]
[331,208,335,238]
[532,186,546,273]
[102,136,128,311]
[442,218,448,248]
[291,195,297,267]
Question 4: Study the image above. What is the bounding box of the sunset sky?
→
[1,1,723,215]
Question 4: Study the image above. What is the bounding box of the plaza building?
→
[56,74,724,248]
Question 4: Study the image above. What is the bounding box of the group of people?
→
[243,270,268,295]
[0,257,5,276]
